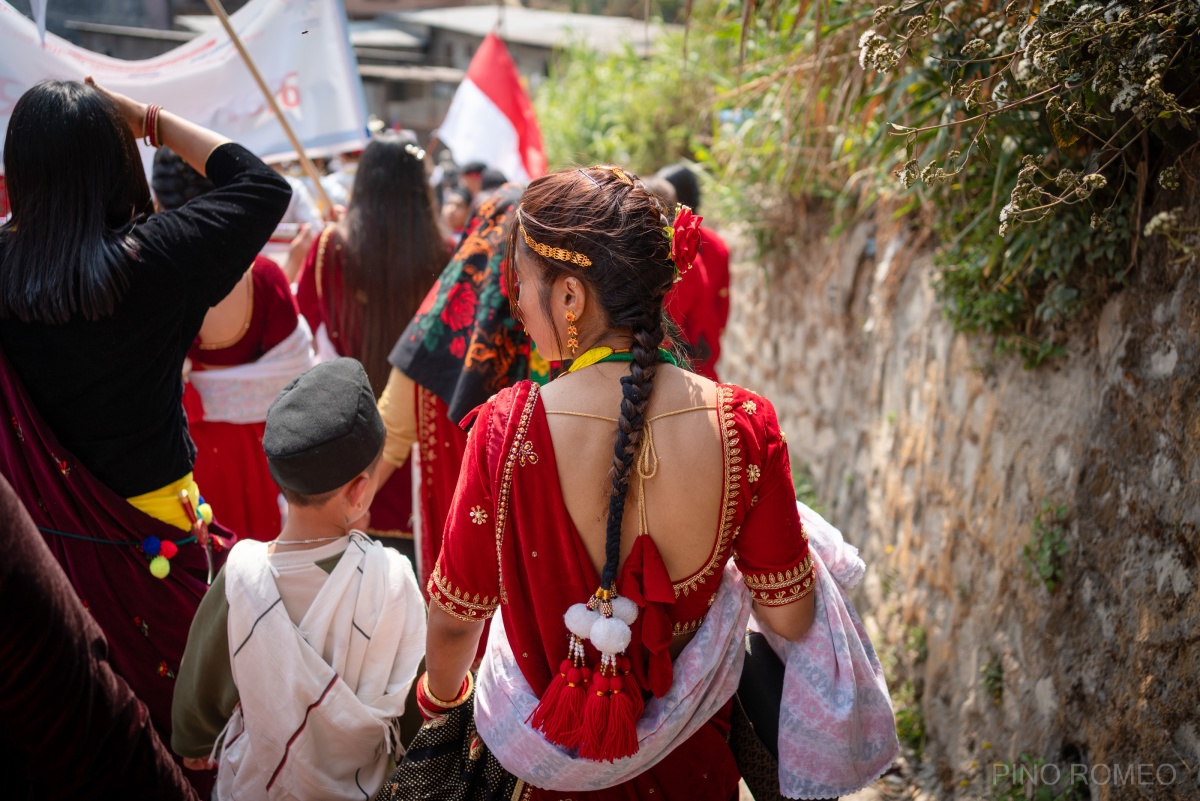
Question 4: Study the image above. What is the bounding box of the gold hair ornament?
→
[516,209,593,267]
[597,165,634,186]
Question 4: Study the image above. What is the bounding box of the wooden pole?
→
[203,0,336,218]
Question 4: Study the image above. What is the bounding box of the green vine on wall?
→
[865,0,1200,364]
[535,1,1200,366]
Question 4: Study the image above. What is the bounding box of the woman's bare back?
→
[539,363,725,584]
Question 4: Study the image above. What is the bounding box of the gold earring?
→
[565,310,579,358]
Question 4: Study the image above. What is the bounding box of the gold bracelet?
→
[421,671,474,710]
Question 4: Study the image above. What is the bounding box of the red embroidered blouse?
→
[428,381,813,695]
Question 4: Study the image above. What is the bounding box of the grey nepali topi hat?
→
[264,358,385,495]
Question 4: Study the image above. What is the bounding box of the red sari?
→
[415,384,469,584]
[699,227,731,337]
[0,345,231,795]
[184,256,298,540]
[295,227,415,536]
[428,381,814,800]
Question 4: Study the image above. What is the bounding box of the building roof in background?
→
[357,63,466,83]
[393,5,680,55]
[175,15,423,50]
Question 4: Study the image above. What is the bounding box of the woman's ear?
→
[560,275,587,320]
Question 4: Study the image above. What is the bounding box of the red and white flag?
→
[438,33,547,184]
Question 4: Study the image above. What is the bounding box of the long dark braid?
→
[600,309,666,588]
[508,165,677,592]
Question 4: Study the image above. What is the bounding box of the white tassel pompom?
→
[611,596,639,626]
[564,603,600,639]
[590,615,632,655]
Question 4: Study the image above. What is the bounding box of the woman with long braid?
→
[415,165,815,799]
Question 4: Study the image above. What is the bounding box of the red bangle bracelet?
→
[416,673,472,720]
[143,105,163,149]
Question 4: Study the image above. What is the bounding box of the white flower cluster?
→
[1104,2,1130,23]
[858,29,900,72]
[1144,208,1182,238]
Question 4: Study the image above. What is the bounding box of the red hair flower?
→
[670,205,703,280]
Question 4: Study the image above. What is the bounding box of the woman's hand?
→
[84,76,146,139]
[283,223,315,282]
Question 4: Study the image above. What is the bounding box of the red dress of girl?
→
[183,256,300,540]
[428,381,815,800]
[295,228,415,537]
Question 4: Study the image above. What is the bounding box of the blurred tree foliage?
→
[536,0,1200,366]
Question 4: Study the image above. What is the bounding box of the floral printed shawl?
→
[389,184,530,424]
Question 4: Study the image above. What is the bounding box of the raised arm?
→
[88,77,292,308]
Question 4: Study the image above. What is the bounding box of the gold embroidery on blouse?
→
[494,383,540,605]
[747,464,761,483]
[519,439,539,467]
[742,399,757,415]
[469,505,488,525]
[744,554,816,606]
[672,617,706,637]
[427,562,499,622]
[673,385,740,598]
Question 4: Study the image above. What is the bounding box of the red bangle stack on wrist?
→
[415,672,473,720]
[142,104,163,149]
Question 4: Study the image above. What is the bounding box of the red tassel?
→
[577,673,612,760]
[606,682,640,760]
[618,656,645,721]
[528,659,571,730]
[532,663,588,750]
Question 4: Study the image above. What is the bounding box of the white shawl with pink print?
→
[474,503,899,799]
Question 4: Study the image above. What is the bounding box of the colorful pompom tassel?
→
[149,555,171,579]
[538,588,645,762]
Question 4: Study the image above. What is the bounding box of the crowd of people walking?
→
[0,78,896,801]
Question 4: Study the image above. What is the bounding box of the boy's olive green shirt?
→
[170,552,343,759]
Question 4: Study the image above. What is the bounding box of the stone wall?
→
[719,210,1200,799]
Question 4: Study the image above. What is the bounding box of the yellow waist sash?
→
[126,473,201,531]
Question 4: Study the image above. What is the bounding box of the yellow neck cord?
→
[566,346,622,373]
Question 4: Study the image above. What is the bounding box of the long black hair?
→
[508,166,677,590]
[0,80,152,324]
[335,132,445,397]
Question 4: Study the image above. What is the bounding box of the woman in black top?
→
[0,79,290,520]
[0,78,290,794]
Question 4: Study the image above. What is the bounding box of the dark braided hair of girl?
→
[507,165,678,592]
[150,147,215,211]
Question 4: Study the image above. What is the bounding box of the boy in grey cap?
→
[172,358,426,800]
